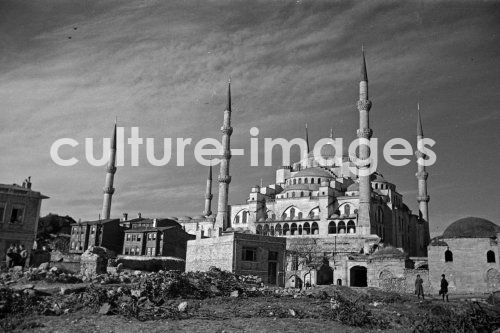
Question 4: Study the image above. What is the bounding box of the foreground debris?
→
[1,267,499,332]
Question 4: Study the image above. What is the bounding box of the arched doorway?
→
[350,266,367,287]
[317,258,333,285]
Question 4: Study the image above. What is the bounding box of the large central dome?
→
[442,217,500,238]
[294,167,334,178]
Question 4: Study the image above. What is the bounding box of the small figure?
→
[415,274,424,299]
[439,274,449,302]
[5,244,16,268]
[19,245,28,268]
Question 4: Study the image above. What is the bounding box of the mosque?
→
[177,51,431,287]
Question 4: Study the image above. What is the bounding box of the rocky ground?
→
[1,266,500,333]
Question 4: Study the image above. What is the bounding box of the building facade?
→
[0,180,48,265]
[69,218,123,255]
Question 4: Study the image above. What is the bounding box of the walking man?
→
[415,274,424,299]
[440,274,449,302]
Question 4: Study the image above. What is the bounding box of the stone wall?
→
[428,238,500,293]
[117,255,185,272]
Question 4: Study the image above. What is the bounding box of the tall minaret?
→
[415,104,430,222]
[215,79,233,230]
[356,49,373,235]
[101,121,117,220]
[203,162,213,216]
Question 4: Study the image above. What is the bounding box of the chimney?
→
[137,212,142,219]
[153,218,157,227]
[122,213,128,221]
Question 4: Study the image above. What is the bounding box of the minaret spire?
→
[356,48,373,235]
[415,103,429,222]
[305,123,310,153]
[215,78,233,230]
[203,160,213,216]
[101,121,117,220]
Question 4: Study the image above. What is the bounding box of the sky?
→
[1,0,499,235]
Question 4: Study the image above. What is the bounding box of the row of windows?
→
[286,177,324,186]
[70,242,84,250]
[124,247,142,255]
[256,222,320,236]
[0,203,25,224]
[125,234,142,242]
[445,250,496,263]
[328,220,356,234]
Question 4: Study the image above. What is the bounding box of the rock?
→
[288,309,296,317]
[133,270,142,276]
[131,289,142,298]
[230,290,239,298]
[98,303,112,315]
[11,266,23,272]
[24,289,36,297]
[39,262,50,271]
[49,267,58,273]
[178,301,188,312]
[60,285,87,295]
[12,284,34,291]
[80,246,109,277]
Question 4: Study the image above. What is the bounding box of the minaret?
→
[356,49,373,235]
[415,104,430,222]
[101,121,117,220]
[203,162,213,216]
[215,79,233,230]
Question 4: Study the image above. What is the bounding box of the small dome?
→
[347,183,359,191]
[371,246,406,258]
[168,217,178,220]
[294,167,334,178]
[178,216,192,221]
[370,172,387,183]
[442,217,500,239]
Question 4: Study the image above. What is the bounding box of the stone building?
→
[69,218,123,255]
[0,179,48,265]
[123,224,195,258]
[186,231,286,286]
[428,217,500,293]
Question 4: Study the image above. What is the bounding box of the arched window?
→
[298,212,303,219]
[445,249,453,262]
[282,213,287,220]
[300,191,304,197]
[317,178,321,184]
[290,208,296,219]
[304,178,308,184]
[298,225,303,235]
[328,221,336,234]
[291,223,297,235]
[235,215,240,224]
[293,179,297,185]
[311,222,319,235]
[487,250,496,263]
[292,192,296,198]
[338,221,346,234]
[263,224,269,236]
[275,224,282,235]
[256,225,263,235]
[298,178,302,184]
[303,222,310,235]
[347,220,356,234]
[345,204,350,216]
[270,226,275,236]
[271,213,276,220]
[283,223,290,235]
[242,211,248,223]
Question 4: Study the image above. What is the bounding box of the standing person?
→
[440,274,449,302]
[5,244,16,268]
[415,274,425,299]
[19,245,28,268]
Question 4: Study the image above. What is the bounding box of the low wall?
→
[117,255,185,272]
[377,268,434,295]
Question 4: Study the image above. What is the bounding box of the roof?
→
[0,183,49,199]
[73,218,120,225]
[125,226,178,233]
[293,167,334,178]
[347,183,359,191]
[283,184,318,191]
[442,217,500,239]
[370,172,387,183]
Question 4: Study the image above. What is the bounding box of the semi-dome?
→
[294,167,334,178]
[283,184,318,192]
[442,217,500,239]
